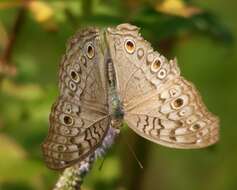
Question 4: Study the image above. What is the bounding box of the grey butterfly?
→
[42,23,219,170]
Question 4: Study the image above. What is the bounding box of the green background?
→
[0,0,236,190]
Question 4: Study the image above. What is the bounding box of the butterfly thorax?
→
[110,88,123,115]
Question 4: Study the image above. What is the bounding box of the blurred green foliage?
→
[0,0,236,190]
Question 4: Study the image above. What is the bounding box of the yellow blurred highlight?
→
[0,134,27,161]
[1,79,44,100]
[0,1,57,31]
[28,1,54,23]
[156,0,202,17]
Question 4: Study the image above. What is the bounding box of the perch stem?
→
[53,127,120,190]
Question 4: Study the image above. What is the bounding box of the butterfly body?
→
[106,57,124,122]
[42,23,219,170]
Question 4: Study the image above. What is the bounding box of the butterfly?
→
[41,23,219,170]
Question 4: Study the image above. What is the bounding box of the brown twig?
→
[0,5,26,76]
[2,8,25,63]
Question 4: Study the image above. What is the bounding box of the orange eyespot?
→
[70,70,80,83]
[63,115,73,125]
[150,59,162,72]
[125,39,135,54]
[71,71,76,78]
[173,98,184,108]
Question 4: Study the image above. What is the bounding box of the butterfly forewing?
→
[42,28,110,170]
[106,23,219,149]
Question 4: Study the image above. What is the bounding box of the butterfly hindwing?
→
[124,77,219,149]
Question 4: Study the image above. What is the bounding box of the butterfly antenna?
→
[98,156,106,171]
[122,135,144,169]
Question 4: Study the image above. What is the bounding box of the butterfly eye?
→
[150,59,162,73]
[70,71,80,83]
[157,68,167,79]
[86,44,95,59]
[125,39,135,54]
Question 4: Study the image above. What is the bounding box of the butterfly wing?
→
[106,23,219,149]
[42,28,110,170]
